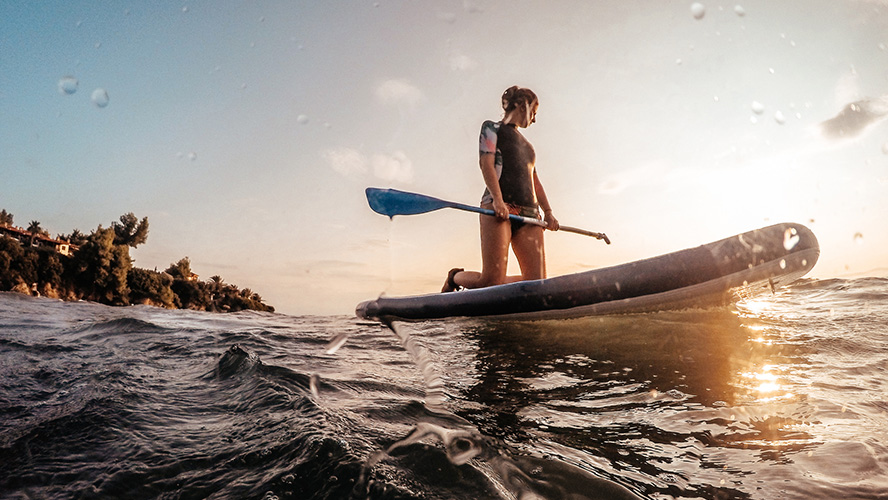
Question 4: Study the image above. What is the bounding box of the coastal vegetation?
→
[0,211,274,313]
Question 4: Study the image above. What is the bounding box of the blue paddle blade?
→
[365,188,450,217]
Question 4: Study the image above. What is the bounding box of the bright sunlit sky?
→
[2,1,887,315]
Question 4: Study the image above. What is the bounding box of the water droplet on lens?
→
[853,232,864,244]
[91,88,109,108]
[779,259,786,269]
[297,114,309,124]
[774,111,786,124]
[309,374,320,398]
[691,3,706,19]
[751,101,764,114]
[734,4,746,16]
[58,76,78,95]
[783,227,799,250]
[326,332,350,354]
[188,152,197,161]
[882,142,888,155]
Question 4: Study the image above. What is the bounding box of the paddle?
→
[366,187,611,244]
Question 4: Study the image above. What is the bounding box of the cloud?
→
[449,53,478,71]
[323,148,413,183]
[376,79,424,108]
[322,148,367,178]
[372,151,414,183]
[819,96,888,140]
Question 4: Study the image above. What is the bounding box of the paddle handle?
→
[559,225,611,244]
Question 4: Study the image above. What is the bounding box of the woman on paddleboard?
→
[442,86,559,292]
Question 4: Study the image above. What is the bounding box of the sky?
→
[2,0,887,316]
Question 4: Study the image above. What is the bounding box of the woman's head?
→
[502,86,538,111]
[501,86,538,127]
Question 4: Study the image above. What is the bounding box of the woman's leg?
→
[453,212,511,289]
[510,223,546,280]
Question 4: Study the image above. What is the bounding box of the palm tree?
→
[62,229,88,246]
[207,275,224,300]
[27,220,43,246]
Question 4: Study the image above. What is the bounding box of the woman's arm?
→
[533,170,559,230]
[480,153,509,219]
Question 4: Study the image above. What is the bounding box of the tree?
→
[165,257,192,280]
[27,220,48,237]
[0,237,25,289]
[170,278,210,310]
[128,267,175,308]
[70,226,132,305]
[0,209,12,226]
[27,220,48,247]
[60,229,88,246]
[112,213,149,248]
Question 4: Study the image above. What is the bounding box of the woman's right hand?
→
[492,199,510,220]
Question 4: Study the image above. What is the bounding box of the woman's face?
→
[520,99,538,128]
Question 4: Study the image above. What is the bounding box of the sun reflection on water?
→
[733,297,801,404]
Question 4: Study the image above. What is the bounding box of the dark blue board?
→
[356,223,819,321]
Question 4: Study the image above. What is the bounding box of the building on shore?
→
[0,224,77,256]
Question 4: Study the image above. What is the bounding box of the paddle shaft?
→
[464,204,609,242]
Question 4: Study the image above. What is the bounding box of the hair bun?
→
[501,86,537,112]
[501,86,519,110]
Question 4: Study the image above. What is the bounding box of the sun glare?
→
[737,365,795,402]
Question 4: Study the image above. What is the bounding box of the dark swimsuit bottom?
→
[482,203,541,233]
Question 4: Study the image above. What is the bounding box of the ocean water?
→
[1,278,887,499]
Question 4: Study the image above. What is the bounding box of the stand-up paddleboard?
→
[356,223,819,321]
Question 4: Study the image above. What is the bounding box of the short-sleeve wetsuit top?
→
[479,120,538,216]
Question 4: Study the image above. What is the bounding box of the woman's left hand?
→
[544,211,559,231]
